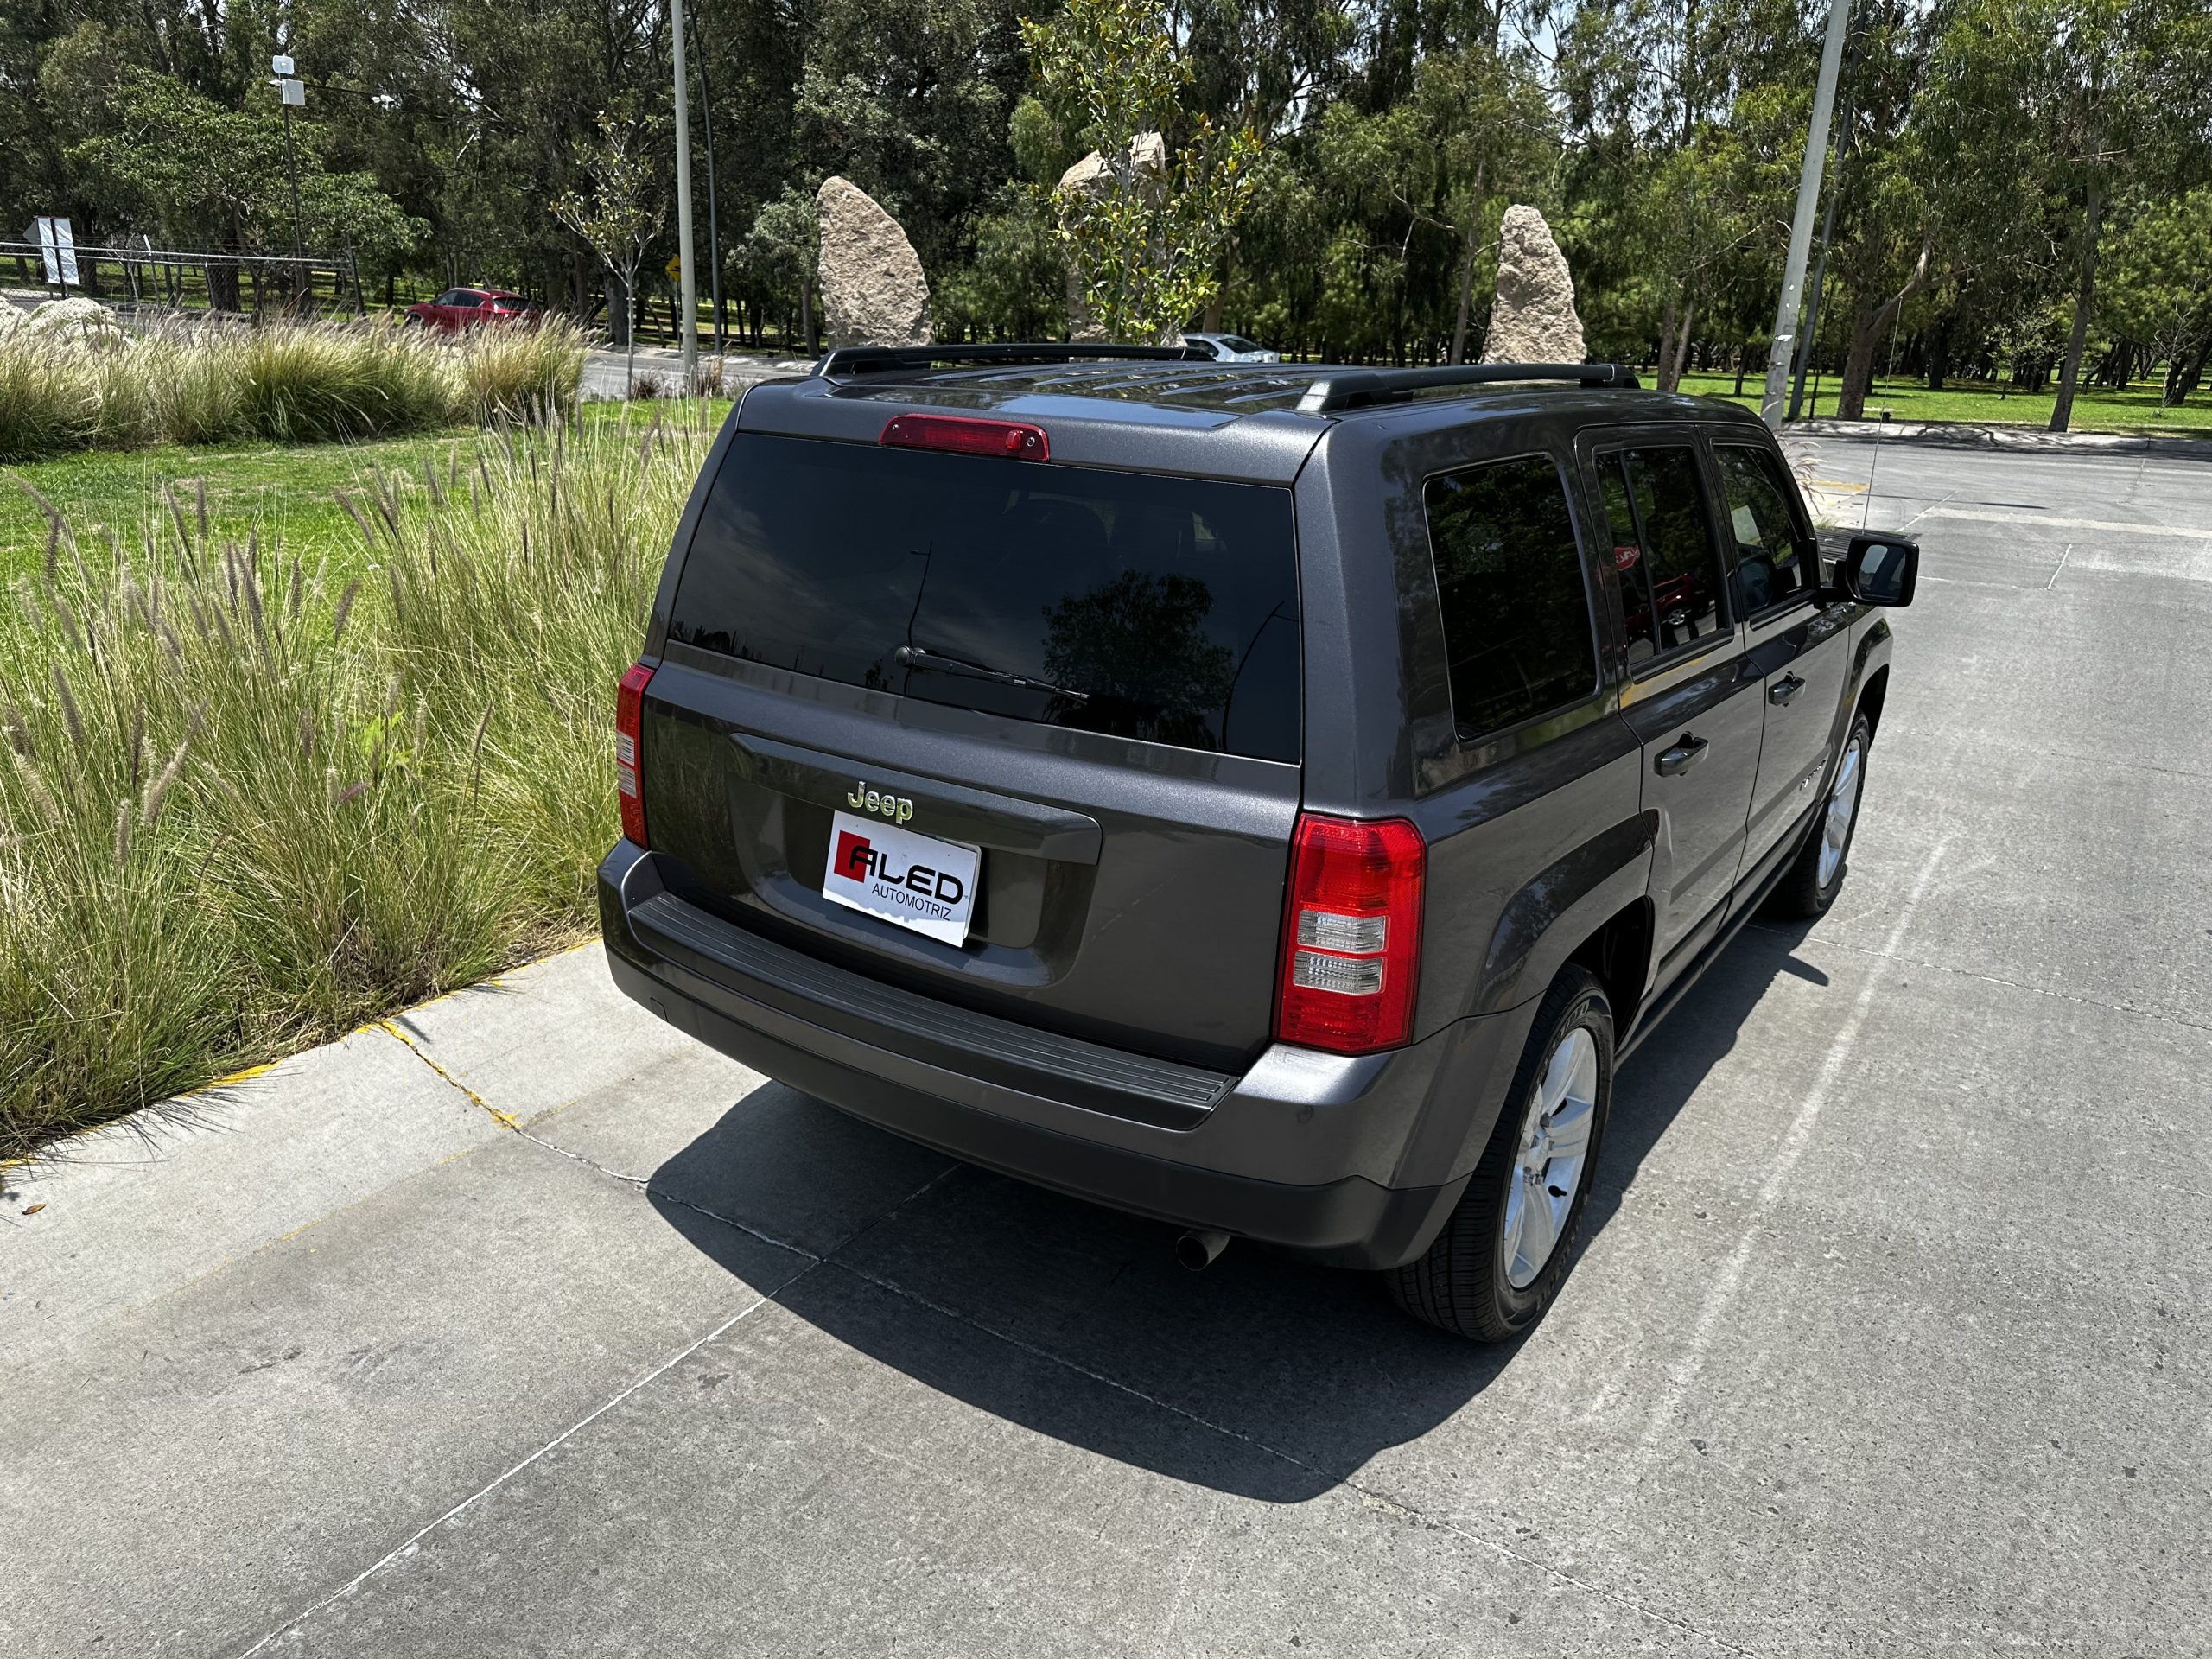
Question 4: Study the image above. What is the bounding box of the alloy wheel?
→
[1818,732,1866,891]
[1501,1026,1599,1289]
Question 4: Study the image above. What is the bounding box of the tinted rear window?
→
[1423,454,1597,738]
[670,434,1301,762]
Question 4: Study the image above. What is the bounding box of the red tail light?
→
[880,413,1049,461]
[616,662,654,847]
[1274,813,1425,1054]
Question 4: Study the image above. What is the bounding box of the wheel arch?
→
[1565,896,1656,1039]
[1466,811,1657,1020]
[1856,663,1890,738]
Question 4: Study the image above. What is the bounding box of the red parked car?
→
[402,288,542,333]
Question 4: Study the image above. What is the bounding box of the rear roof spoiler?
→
[1295,363,1640,415]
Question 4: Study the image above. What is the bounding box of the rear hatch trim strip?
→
[629,890,1232,1128]
[727,728,1104,863]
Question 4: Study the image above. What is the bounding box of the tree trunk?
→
[1448,158,1489,365]
[2165,337,2212,406]
[1658,295,1694,392]
[1733,347,1747,397]
[1449,222,1479,365]
[2049,172,2106,435]
[607,273,630,349]
[1656,292,1678,383]
[798,273,815,353]
[1834,307,1883,420]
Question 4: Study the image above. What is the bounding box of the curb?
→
[1784,416,2211,460]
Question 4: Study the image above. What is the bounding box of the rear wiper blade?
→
[893,644,1090,704]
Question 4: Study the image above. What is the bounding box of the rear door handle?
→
[1654,734,1710,777]
[1768,673,1808,707]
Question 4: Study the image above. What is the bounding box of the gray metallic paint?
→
[604,366,1897,1265]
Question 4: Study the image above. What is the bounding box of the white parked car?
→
[1182,333,1281,363]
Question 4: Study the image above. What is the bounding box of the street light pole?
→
[1789,31,1859,422]
[273,56,308,301]
[670,0,698,381]
[695,3,724,353]
[1760,0,1851,429]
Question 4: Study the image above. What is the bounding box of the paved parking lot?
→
[5,434,2209,1656]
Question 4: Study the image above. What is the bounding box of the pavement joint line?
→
[507,1122,826,1265]
[228,1289,782,1659]
[1640,835,1955,1454]
[1891,485,1959,534]
[374,1018,520,1131]
[226,1159,961,1652]
[819,1255,1765,1658]
[1748,924,2212,1042]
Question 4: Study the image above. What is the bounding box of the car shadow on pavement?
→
[645,914,1824,1503]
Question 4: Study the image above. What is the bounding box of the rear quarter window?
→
[1424,455,1601,739]
[1422,454,1597,739]
[668,433,1302,763]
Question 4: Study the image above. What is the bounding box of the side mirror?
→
[1837,533,1918,607]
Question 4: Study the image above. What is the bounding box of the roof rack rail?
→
[1296,362,1640,415]
[817,342,1211,378]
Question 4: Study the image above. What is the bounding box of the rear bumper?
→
[601,842,1535,1268]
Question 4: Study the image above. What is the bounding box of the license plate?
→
[822,810,980,946]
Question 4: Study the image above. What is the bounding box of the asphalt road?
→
[580,346,815,401]
[5,434,2209,1657]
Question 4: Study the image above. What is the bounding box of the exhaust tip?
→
[1175,1229,1231,1272]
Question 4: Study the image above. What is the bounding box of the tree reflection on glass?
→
[1042,569,1236,749]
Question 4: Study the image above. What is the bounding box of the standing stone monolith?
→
[1055,133,1169,340]
[816,176,931,349]
[1482,205,1586,365]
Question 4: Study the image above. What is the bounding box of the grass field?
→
[0,399,734,584]
[1678,370,2212,435]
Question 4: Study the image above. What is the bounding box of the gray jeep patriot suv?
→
[600,345,1918,1340]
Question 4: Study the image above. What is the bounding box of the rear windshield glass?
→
[669,434,1301,762]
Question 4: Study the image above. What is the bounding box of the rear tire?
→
[1772,712,1872,919]
[1387,966,1613,1341]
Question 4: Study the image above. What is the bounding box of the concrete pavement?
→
[4,434,2209,1656]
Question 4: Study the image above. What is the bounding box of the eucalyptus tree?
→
[1924,0,2212,429]
[1020,0,1262,343]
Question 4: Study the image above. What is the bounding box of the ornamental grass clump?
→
[230,320,459,442]
[457,318,588,426]
[0,315,588,461]
[0,403,709,1156]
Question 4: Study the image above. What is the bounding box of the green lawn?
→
[1,400,734,583]
[1678,370,2212,437]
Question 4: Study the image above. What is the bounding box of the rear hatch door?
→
[639,419,1308,1071]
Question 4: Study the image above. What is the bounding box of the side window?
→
[1598,447,1729,664]
[1423,454,1597,739]
[1715,444,1815,613]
